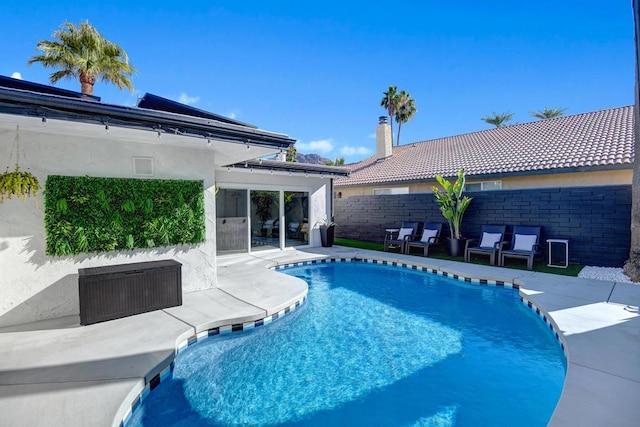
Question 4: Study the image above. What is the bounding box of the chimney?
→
[376,116,392,160]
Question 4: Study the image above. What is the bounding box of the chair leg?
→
[527,256,533,270]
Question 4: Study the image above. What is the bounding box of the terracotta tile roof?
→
[336,106,634,187]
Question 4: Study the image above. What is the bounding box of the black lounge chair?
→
[499,225,542,270]
[384,221,420,253]
[405,222,443,256]
[464,225,507,266]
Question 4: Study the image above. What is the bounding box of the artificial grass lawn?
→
[334,238,583,277]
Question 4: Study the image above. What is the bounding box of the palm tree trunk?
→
[388,115,394,146]
[624,99,640,280]
[79,71,96,95]
[396,121,402,146]
[624,0,640,281]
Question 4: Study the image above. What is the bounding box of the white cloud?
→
[341,146,373,156]
[296,138,334,154]
[11,72,22,80]
[368,133,376,139]
[227,112,237,119]
[177,92,200,105]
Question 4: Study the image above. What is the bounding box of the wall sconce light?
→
[41,117,47,126]
[104,124,110,134]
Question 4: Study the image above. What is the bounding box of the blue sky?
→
[2,1,634,163]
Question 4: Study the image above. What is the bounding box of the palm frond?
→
[530,106,568,120]
[481,112,513,127]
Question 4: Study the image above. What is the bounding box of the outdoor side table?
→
[547,239,569,268]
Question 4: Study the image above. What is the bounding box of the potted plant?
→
[432,168,473,257]
[0,163,40,207]
[317,217,336,247]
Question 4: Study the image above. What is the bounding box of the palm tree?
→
[380,86,398,146]
[27,21,136,95]
[530,107,567,120]
[624,0,640,281]
[286,145,297,162]
[395,90,417,146]
[481,112,513,128]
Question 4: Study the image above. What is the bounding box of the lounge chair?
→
[499,225,542,270]
[287,221,300,239]
[384,222,420,253]
[464,225,507,266]
[405,222,443,256]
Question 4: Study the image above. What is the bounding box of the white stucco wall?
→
[0,120,217,327]
[215,168,331,247]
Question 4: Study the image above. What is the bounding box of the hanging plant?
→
[2,126,40,207]
[0,163,40,206]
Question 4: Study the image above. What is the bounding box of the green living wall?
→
[45,175,205,256]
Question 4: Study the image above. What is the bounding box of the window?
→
[374,187,409,195]
[465,181,502,192]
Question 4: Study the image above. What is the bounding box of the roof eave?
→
[0,87,295,149]
[335,163,633,187]
[228,159,350,177]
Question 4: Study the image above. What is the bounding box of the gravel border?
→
[577,266,639,284]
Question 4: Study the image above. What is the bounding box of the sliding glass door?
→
[284,191,308,248]
[216,188,310,254]
[250,190,280,252]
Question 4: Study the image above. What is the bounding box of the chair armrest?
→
[498,241,510,250]
[427,236,441,245]
[404,233,420,242]
[494,240,508,250]
[465,238,478,251]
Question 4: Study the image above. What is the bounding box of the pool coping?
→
[0,246,638,426]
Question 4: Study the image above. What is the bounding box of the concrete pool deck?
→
[0,246,638,426]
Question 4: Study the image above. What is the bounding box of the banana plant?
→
[432,168,473,239]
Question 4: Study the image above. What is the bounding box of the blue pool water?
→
[128,262,566,427]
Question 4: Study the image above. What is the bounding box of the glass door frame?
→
[217,183,311,254]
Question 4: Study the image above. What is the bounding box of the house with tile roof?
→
[335,106,633,198]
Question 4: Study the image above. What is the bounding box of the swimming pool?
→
[126,261,566,426]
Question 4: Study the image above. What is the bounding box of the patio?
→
[0,246,638,426]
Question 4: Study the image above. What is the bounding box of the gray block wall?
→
[334,185,631,267]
